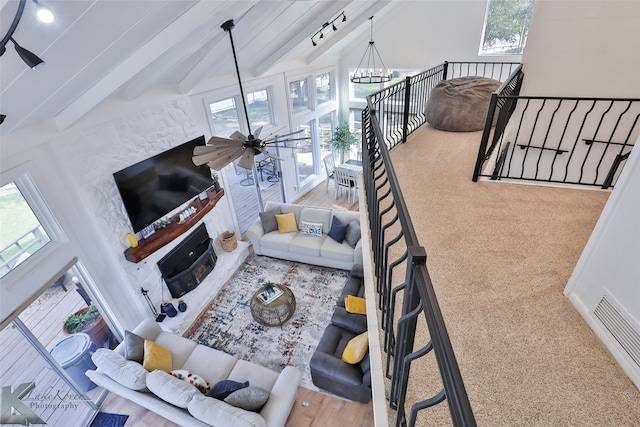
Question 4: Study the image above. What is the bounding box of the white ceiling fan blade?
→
[237,148,255,169]
[230,131,247,142]
[253,126,263,139]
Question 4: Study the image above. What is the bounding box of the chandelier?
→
[350,16,392,84]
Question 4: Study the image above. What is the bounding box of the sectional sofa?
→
[86,319,301,427]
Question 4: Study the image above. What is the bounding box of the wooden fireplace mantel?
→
[124,188,224,263]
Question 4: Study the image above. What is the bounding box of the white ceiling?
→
[0,0,395,137]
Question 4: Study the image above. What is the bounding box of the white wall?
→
[521,0,640,98]
[564,135,640,389]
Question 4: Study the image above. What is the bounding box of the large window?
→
[209,98,240,138]
[315,73,332,106]
[0,182,51,278]
[289,79,309,114]
[480,0,535,55]
[247,89,274,130]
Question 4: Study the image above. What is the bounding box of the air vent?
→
[593,295,640,368]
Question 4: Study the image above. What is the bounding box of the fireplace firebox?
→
[157,223,217,298]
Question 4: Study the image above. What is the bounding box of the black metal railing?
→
[370,61,520,152]
[362,101,476,426]
[473,79,639,188]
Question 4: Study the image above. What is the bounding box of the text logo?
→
[1,382,47,425]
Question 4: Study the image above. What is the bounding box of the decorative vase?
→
[178,300,187,312]
[219,231,237,252]
[161,302,178,318]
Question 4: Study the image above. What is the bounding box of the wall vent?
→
[593,295,640,368]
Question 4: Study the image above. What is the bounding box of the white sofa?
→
[246,201,363,271]
[86,319,301,427]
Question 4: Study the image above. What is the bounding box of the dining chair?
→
[334,167,356,203]
[323,154,336,191]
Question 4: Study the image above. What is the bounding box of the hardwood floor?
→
[98,179,373,426]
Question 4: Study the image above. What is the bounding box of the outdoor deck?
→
[0,275,104,426]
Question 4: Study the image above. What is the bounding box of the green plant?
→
[262,282,275,294]
[331,122,357,153]
[64,305,101,334]
[211,171,219,183]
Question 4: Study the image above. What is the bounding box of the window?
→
[480,0,535,55]
[316,73,332,105]
[318,112,335,159]
[209,98,240,137]
[247,89,274,129]
[289,78,309,114]
[0,182,51,278]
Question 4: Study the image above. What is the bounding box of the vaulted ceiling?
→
[0,0,395,137]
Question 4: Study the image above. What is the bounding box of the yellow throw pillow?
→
[341,331,369,364]
[275,211,298,234]
[143,340,172,372]
[345,295,366,315]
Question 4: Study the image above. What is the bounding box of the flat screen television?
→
[113,136,213,233]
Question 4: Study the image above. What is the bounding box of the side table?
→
[250,284,296,326]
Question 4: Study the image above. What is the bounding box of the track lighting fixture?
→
[310,12,346,47]
[350,16,392,84]
[34,0,54,24]
[0,0,52,70]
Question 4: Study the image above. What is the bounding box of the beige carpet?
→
[381,125,640,426]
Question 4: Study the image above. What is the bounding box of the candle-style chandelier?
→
[350,16,392,84]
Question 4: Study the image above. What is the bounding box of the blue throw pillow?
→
[206,379,249,400]
[328,216,348,243]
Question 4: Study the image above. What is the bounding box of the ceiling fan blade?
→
[206,147,246,170]
[256,147,283,160]
[207,135,239,146]
[230,131,247,142]
[253,126,263,139]
[237,148,255,169]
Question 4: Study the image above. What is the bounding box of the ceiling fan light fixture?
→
[11,37,45,70]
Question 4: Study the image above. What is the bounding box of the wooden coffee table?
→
[250,284,296,326]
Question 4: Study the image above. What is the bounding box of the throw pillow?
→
[224,387,270,411]
[345,295,366,315]
[188,394,268,427]
[143,340,172,372]
[124,330,145,363]
[345,220,361,248]
[259,207,282,233]
[328,216,348,243]
[342,331,369,364]
[275,211,298,234]
[206,379,249,400]
[146,369,199,408]
[171,370,211,394]
[300,220,323,237]
[91,348,148,391]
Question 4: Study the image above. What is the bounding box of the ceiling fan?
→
[192,19,309,171]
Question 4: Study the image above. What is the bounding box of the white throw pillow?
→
[300,220,323,237]
[146,369,199,408]
[91,348,148,391]
[188,394,267,427]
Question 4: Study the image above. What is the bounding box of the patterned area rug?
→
[184,255,349,390]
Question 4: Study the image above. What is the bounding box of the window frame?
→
[479,0,535,56]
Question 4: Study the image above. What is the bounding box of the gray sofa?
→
[86,319,301,427]
[309,265,371,403]
[246,201,363,271]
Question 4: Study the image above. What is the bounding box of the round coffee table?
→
[250,284,296,326]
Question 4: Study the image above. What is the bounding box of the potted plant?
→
[63,304,109,347]
[331,121,357,164]
[212,171,221,191]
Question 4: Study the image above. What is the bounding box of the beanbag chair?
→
[425,76,501,132]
